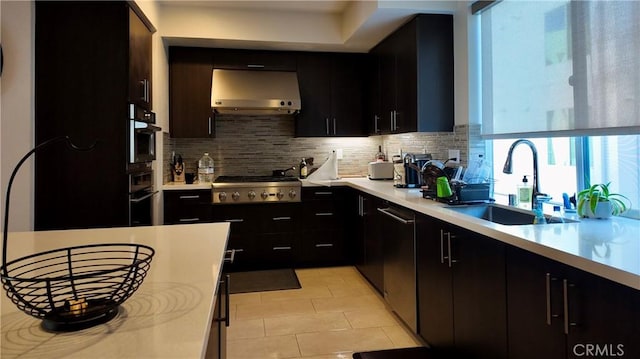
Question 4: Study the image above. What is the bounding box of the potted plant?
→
[577,182,630,219]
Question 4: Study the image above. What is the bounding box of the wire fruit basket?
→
[1,137,155,331]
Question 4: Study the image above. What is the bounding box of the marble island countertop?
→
[0,223,230,359]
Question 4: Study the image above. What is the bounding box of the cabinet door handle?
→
[272,216,291,221]
[446,231,453,268]
[390,111,394,131]
[546,273,552,325]
[562,279,578,334]
[214,274,231,327]
[208,116,212,135]
[333,118,337,135]
[440,229,446,264]
[325,118,330,135]
[315,212,333,216]
[377,207,414,224]
[315,243,334,248]
[247,64,265,68]
[314,191,333,196]
[179,217,200,222]
[224,249,236,264]
[179,195,200,200]
[145,79,150,103]
[374,115,380,133]
[563,279,569,334]
[273,246,292,250]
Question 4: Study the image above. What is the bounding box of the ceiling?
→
[158,0,461,52]
[162,0,353,13]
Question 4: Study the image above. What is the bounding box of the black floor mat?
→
[228,268,301,294]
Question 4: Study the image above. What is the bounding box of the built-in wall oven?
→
[129,104,160,164]
[128,161,157,226]
[128,104,160,226]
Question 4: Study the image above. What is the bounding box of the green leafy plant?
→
[577,182,630,217]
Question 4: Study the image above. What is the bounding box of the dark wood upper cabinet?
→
[296,52,367,137]
[213,48,296,71]
[34,1,154,230]
[169,47,215,138]
[128,7,153,110]
[370,14,454,134]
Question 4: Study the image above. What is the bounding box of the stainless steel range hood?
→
[211,69,301,116]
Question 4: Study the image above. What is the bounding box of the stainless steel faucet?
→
[502,139,545,209]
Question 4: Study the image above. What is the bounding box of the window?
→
[480,1,640,218]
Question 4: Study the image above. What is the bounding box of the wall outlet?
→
[448,149,460,164]
[335,148,343,160]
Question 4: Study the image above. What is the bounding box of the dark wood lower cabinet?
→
[168,187,639,359]
[164,190,213,224]
[353,192,384,293]
[205,274,229,359]
[507,246,640,359]
[417,215,508,359]
[211,203,299,271]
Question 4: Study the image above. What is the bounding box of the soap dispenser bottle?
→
[517,175,533,210]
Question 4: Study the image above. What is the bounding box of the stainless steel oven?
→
[128,162,158,226]
[129,104,160,164]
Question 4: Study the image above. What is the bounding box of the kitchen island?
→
[1,223,230,359]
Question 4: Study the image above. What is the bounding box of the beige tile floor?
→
[227,266,422,359]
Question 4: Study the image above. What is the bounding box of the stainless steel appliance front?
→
[128,162,157,226]
[212,176,301,204]
[129,104,160,163]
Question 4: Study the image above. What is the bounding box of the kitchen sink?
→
[446,204,578,225]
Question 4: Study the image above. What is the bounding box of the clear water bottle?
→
[198,153,214,183]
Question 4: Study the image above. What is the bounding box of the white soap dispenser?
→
[517,175,533,210]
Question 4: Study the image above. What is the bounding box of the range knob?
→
[261,191,269,200]
[288,190,297,199]
[276,191,285,200]
[248,190,256,200]
[231,191,241,201]
[218,192,227,201]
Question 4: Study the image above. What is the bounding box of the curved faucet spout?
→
[503,139,543,208]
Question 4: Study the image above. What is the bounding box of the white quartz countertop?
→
[163,182,212,190]
[1,223,230,359]
[304,177,640,290]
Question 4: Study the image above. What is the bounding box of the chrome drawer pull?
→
[273,246,292,250]
[315,212,333,216]
[179,195,200,200]
[315,243,334,248]
[224,219,244,223]
[179,217,200,222]
[272,216,291,221]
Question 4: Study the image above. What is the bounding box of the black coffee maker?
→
[394,153,432,188]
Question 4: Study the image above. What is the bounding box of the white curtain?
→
[481,0,640,138]
[581,1,640,131]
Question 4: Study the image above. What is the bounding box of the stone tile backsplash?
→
[163,115,477,183]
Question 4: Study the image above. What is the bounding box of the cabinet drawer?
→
[298,231,345,266]
[164,190,213,224]
[302,188,340,201]
[212,205,259,235]
[165,190,212,205]
[167,205,212,224]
